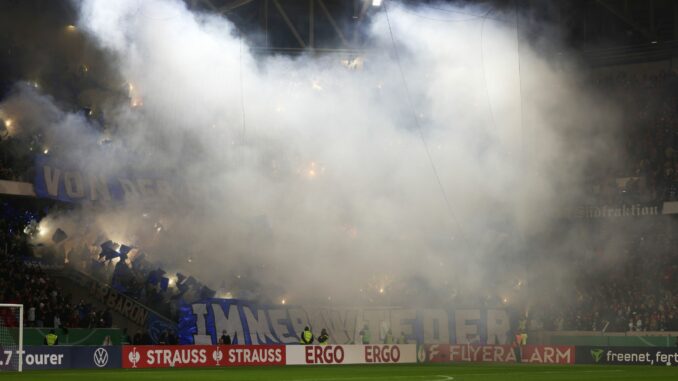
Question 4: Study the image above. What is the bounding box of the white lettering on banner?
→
[213,304,243,343]
[578,204,660,218]
[90,282,148,326]
[431,345,574,364]
[228,347,283,364]
[449,345,516,362]
[23,353,64,366]
[242,306,277,344]
[118,178,139,199]
[44,166,60,197]
[286,345,417,365]
[306,309,326,342]
[486,309,510,345]
[123,345,286,368]
[64,171,85,198]
[321,309,358,345]
[155,180,176,201]
[36,160,177,203]
[136,179,155,198]
[89,176,112,201]
[422,309,450,344]
[361,310,387,343]
[147,349,207,366]
[191,303,211,344]
[390,309,416,341]
[187,305,512,345]
[268,309,297,344]
[288,308,310,340]
[455,310,480,344]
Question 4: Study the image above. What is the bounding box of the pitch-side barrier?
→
[420,344,678,367]
[7,344,678,370]
[122,344,417,368]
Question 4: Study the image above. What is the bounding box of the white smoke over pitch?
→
[7,0,619,306]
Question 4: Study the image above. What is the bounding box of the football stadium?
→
[2,0,678,380]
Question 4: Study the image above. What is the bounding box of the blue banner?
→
[147,311,178,344]
[33,155,175,203]
[178,299,511,346]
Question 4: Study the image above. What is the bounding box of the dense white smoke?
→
[2,0,620,307]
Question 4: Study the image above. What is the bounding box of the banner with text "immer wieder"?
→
[178,299,511,346]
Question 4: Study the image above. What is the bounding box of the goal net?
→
[0,304,23,372]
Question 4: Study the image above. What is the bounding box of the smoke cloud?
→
[1,0,621,308]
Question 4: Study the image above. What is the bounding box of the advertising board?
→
[0,346,121,370]
[285,345,417,365]
[422,344,575,364]
[576,346,678,366]
[122,345,285,368]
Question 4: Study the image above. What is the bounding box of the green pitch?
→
[3,363,678,381]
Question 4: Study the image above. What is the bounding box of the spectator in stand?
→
[0,225,115,331]
[102,309,113,328]
[53,311,61,329]
[158,330,168,345]
[168,330,178,345]
[121,328,131,345]
[383,329,394,344]
[398,331,408,344]
[533,216,678,333]
[359,325,370,344]
[219,330,231,345]
[27,304,35,327]
[142,331,152,345]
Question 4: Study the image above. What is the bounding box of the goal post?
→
[0,304,23,372]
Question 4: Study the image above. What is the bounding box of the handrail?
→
[54,266,174,325]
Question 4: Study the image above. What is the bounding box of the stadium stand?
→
[586,69,678,204]
[530,216,678,333]
[1,60,678,339]
[0,220,113,329]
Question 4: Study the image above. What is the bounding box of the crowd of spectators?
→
[530,218,678,333]
[526,68,678,333]
[0,219,113,329]
[587,69,678,204]
[0,134,34,182]
[64,241,211,322]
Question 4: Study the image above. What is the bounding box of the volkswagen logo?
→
[93,347,109,368]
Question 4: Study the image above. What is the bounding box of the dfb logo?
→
[128,347,140,368]
[93,347,109,368]
[212,347,223,366]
